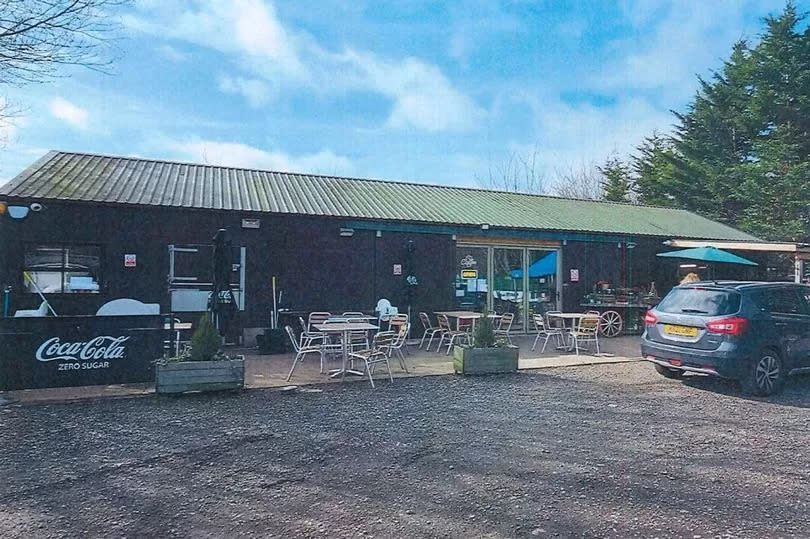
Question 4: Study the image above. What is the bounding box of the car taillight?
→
[643,311,658,325]
[706,316,748,336]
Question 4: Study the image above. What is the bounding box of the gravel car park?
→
[2,363,810,538]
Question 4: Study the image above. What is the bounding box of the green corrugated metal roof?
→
[0,151,757,240]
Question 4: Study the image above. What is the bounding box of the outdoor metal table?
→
[546,313,586,351]
[314,322,379,379]
[434,311,501,331]
[326,315,378,322]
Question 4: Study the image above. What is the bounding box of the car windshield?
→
[657,287,741,316]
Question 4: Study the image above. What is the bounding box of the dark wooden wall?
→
[0,202,456,334]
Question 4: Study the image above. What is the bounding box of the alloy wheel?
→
[755,355,780,393]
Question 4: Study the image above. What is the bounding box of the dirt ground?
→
[2,362,810,538]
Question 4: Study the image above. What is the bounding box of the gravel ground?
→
[2,362,810,538]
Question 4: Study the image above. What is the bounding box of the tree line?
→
[485,3,810,242]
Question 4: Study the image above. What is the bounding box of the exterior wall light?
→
[481,223,490,230]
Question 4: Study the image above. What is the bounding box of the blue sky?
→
[0,0,792,189]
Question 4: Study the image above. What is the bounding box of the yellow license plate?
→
[663,324,699,337]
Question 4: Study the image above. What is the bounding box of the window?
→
[23,244,101,294]
[657,287,741,316]
[752,288,804,315]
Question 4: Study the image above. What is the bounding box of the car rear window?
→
[656,287,741,316]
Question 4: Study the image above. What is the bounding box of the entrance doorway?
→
[454,244,561,333]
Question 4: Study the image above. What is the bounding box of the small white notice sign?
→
[124,254,137,268]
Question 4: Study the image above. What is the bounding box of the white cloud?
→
[593,1,769,101]
[125,0,307,79]
[218,76,274,107]
[502,92,673,185]
[170,139,352,175]
[48,97,89,130]
[156,44,190,62]
[127,0,482,132]
[337,50,485,132]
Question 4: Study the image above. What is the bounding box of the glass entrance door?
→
[454,244,560,333]
[454,246,488,311]
[527,248,558,324]
[492,247,525,332]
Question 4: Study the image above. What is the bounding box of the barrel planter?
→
[156,356,245,394]
[453,345,519,375]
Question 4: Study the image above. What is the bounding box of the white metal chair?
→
[418,312,444,350]
[298,316,326,348]
[348,331,396,388]
[494,312,515,345]
[388,322,410,373]
[568,315,601,356]
[531,313,563,353]
[436,314,471,355]
[285,325,325,379]
[343,313,370,351]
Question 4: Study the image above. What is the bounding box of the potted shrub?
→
[453,310,519,375]
[156,313,245,394]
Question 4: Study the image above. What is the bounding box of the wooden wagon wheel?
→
[599,310,623,337]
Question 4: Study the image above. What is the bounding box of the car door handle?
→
[775,322,788,327]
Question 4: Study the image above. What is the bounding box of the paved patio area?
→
[0,335,642,404]
[247,334,642,389]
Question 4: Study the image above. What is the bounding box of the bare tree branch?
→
[0,0,129,86]
[477,145,546,193]
[549,162,605,200]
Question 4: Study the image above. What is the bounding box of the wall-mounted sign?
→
[460,254,477,268]
[124,254,137,268]
[461,269,478,279]
[570,269,580,282]
[393,264,402,276]
[241,218,260,229]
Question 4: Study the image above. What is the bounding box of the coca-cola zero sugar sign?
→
[36,336,130,371]
[0,315,161,390]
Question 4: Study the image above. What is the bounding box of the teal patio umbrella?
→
[656,246,758,266]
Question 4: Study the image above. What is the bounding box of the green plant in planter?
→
[473,309,496,348]
[189,313,222,362]
[454,309,518,375]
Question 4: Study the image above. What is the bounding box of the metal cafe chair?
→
[298,316,327,348]
[348,331,397,388]
[307,311,332,332]
[494,312,515,345]
[436,314,471,355]
[387,313,410,354]
[531,313,563,353]
[418,312,444,350]
[388,322,410,373]
[285,325,325,379]
[342,313,370,352]
[568,315,601,356]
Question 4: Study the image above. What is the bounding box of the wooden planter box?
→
[156,357,245,394]
[453,345,519,375]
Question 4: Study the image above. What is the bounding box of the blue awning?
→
[511,251,557,278]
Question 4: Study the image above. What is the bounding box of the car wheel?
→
[741,350,784,396]
[654,364,684,379]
